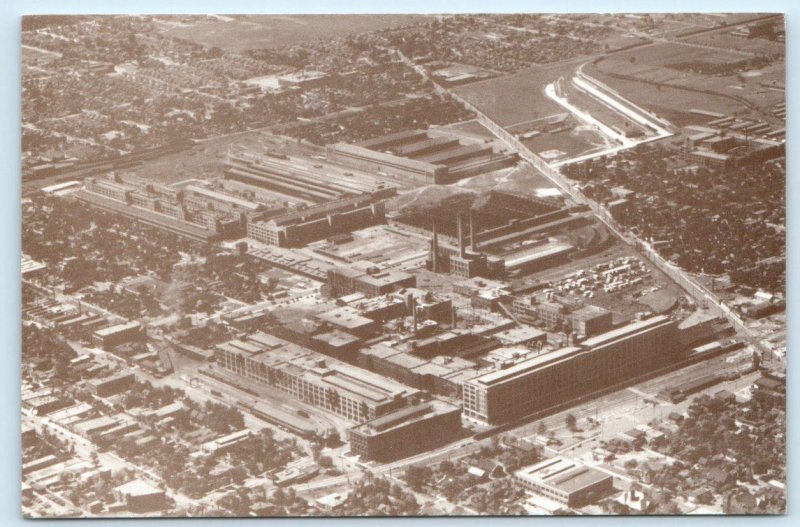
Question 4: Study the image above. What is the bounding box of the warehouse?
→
[514,457,613,507]
[348,400,463,462]
[247,192,392,247]
[214,333,419,423]
[462,316,680,424]
[326,142,448,185]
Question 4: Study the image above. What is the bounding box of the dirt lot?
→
[521,126,610,161]
[444,119,496,139]
[454,61,586,126]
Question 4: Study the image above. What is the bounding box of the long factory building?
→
[348,400,463,462]
[246,189,395,247]
[224,148,393,203]
[75,172,268,242]
[326,129,518,185]
[462,315,681,425]
[214,332,419,423]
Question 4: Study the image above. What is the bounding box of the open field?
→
[443,119,496,140]
[605,42,751,68]
[521,126,610,161]
[155,15,428,51]
[454,61,586,126]
[589,51,784,126]
[584,64,751,126]
[683,32,785,57]
[454,163,560,196]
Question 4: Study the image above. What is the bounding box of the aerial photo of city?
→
[21,13,785,517]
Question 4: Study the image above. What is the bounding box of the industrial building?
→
[327,142,447,185]
[682,125,785,169]
[214,333,419,423]
[428,214,505,279]
[88,372,136,398]
[113,479,167,513]
[326,129,518,185]
[348,400,463,462]
[512,296,613,337]
[514,457,613,507]
[462,316,680,424]
[342,287,453,326]
[247,191,393,247]
[314,306,378,338]
[356,342,485,397]
[327,261,416,298]
[93,321,145,348]
[76,173,268,242]
[224,147,393,203]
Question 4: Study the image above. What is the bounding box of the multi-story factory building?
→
[247,192,392,247]
[214,333,419,423]
[77,173,266,241]
[224,148,392,203]
[348,400,463,462]
[327,261,416,298]
[462,316,680,424]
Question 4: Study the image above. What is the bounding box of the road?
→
[23,411,199,510]
[395,46,766,349]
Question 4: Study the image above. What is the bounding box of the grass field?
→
[454,61,584,126]
[156,15,427,51]
[590,41,784,125]
[684,32,785,57]
[603,42,750,70]
[585,63,750,126]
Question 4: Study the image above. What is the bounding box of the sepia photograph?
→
[20,12,786,518]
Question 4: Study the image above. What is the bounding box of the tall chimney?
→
[451,304,457,327]
[457,214,466,258]
[470,212,477,252]
[431,221,439,272]
[411,295,418,333]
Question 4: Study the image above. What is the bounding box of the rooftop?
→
[330,143,445,173]
[93,321,141,337]
[316,306,375,330]
[515,457,612,494]
[218,334,416,406]
[579,315,670,348]
[114,478,163,497]
[470,346,582,387]
[350,400,459,436]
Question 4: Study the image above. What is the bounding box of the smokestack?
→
[457,215,466,258]
[451,304,457,327]
[411,295,418,333]
[470,212,477,252]
[431,221,439,272]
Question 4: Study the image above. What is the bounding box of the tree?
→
[318,455,333,470]
[537,421,548,436]
[438,460,455,475]
[404,464,431,491]
[566,413,578,432]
